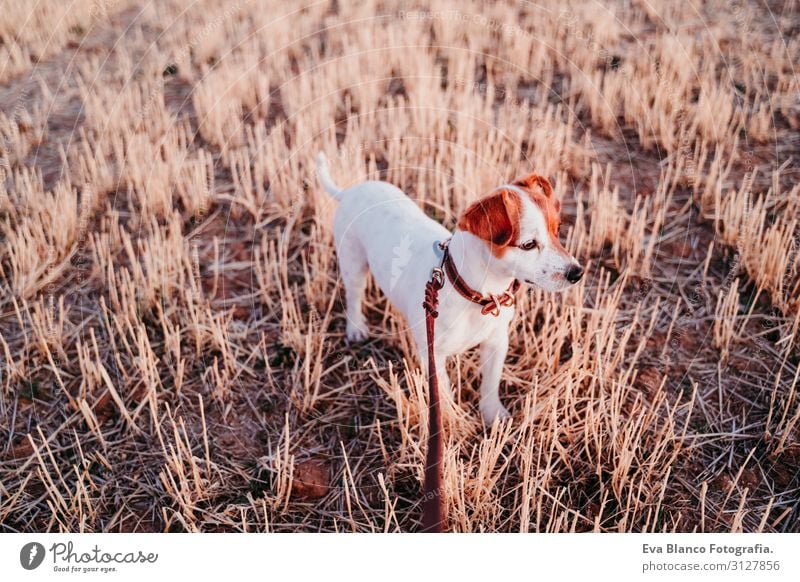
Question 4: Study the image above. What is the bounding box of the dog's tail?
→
[316,152,343,200]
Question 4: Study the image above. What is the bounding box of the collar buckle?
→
[481,297,502,317]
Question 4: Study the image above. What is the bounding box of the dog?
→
[316,152,583,424]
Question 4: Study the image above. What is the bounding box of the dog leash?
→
[421,251,446,533]
[420,239,520,533]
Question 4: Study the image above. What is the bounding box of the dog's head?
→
[457,174,583,292]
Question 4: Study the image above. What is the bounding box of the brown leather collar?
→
[440,242,520,316]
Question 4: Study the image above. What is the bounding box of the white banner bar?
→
[2,533,798,581]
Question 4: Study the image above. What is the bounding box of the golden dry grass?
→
[1,0,799,532]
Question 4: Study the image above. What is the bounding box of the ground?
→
[0,0,799,532]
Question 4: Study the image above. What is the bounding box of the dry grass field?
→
[1,0,799,533]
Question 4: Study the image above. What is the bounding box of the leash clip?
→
[430,267,445,289]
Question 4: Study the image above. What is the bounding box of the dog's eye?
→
[519,239,539,251]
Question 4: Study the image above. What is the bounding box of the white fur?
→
[317,153,580,423]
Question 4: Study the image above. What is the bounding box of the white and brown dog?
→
[317,153,583,424]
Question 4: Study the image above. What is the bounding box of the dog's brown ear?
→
[458,189,521,247]
[515,172,561,214]
[513,174,553,199]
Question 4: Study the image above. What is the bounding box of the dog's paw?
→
[346,321,369,343]
[480,401,511,425]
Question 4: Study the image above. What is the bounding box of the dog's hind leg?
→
[336,236,370,342]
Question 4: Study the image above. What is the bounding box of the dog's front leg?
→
[478,336,511,424]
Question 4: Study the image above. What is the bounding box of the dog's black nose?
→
[565,264,584,283]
